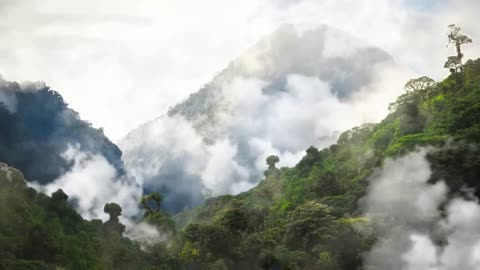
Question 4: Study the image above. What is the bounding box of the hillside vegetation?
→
[0,162,178,270]
[169,57,480,269]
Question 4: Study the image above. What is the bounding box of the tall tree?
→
[445,24,472,72]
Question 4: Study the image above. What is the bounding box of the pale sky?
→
[0,0,478,141]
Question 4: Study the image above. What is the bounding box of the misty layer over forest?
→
[0,9,480,270]
[121,24,405,213]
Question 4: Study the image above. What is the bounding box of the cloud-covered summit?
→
[168,24,393,141]
[121,24,411,213]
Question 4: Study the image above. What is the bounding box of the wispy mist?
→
[360,149,480,270]
[31,145,142,220]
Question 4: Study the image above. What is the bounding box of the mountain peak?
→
[122,24,398,212]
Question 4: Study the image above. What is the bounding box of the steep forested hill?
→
[170,58,480,269]
[0,78,124,185]
[0,162,176,270]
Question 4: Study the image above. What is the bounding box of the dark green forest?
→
[2,26,480,269]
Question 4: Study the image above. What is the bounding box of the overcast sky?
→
[0,0,478,141]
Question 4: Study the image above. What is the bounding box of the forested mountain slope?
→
[0,161,176,270]
[170,58,480,269]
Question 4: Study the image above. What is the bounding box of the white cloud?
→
[120,115,206,186]
[31,144,142,220]
[361,149,447,225]
[120,115,256,210]
[29,144,172,248]
[402,234,440,270]
[361,149,480,270]
[201,139,251,195]
[123,220,171,250]
[226,62,410,167]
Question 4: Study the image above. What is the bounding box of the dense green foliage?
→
[0,163,168,270]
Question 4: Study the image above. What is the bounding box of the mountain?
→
[0,77,124,184]
[120,24,399,213]
[171,58,480,269]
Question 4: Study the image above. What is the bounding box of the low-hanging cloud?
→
[31,144,142,220]
[122,38,412,212]
[30,144,172,248]
[360,149,480,270]
[123,220,172,249]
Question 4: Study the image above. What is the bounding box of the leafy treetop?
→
[445,24,473,72]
